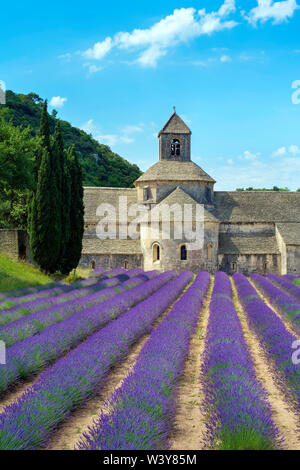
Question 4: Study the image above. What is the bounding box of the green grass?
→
[293,279,300,286]
[0,253,53,293]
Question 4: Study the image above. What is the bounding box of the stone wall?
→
[0,230,30,261]
[0,230,19,260]
[79,253,143,270]
[286,246,300,274]
[142,221,219,274]
[218,253,280,275]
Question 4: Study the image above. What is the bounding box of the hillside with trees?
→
[0,90,142,187]
[0,90,142,229]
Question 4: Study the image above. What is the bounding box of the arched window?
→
[207,243,212,261]
[263,261,268,273]
[91,260,95,270]
[232,262,237,272]
[124,260,128,269]
[171,139,180,156]
[153,243,160,262]
[180,245,187,261]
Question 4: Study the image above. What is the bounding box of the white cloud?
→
[289,144,300,155]
[83,37,113,60]
[238,150,260,160]
[58,53,71,61]
[82,2,238,67]
[83,63,103,75]
[245,0,299,26]
[273,146,287,156]
[97,134,119,146]
[272,145,300,156]
[220,54,231,62]
[214,155,300,190]
[80,119,144,147]
[121,124,144,135]
[49,96,67,108]
[81,119,95,134]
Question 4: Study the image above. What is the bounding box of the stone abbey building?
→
[80,111,300,275]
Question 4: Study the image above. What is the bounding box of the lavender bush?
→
[0,271,175,395]
[0,268,125,311]
[202,272,279,450]
[267,273,300,304]
[0,272,192,449]
[234,273,300,414]
[0,269,144,326]
[0,281,67,301]
[0,272,158,347]
[76,272,210,450]
[251,273,300,333]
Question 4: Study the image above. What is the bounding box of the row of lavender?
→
[267,273,300,304]
[234,273,300,415]
[0,272,192,449]
[0,268,146,328]
[250,273,300,334]
[76,271,210,450]
[201,272,280,450]
[0,268,126,310]
[0,271,176,395]
[0,271,158,347]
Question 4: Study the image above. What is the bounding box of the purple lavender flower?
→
[0,272,191,450]
[234,273,300,416]
[267,273,300,304]
[202,272,280,450]
[251,273,300,333]
[76,272,210,450]
[0,271,175,395]
[0,271,159,347]
[0,268,126,311]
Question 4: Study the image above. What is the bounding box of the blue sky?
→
[1,0,300,190]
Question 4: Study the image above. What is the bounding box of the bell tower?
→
[158,108,191,162]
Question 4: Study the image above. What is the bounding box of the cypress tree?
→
[52,122,63,254]
[35,100,51,180]
[29,147,61,273]
[61,145,84,274]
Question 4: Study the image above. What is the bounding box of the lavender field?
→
[0,268,300,450]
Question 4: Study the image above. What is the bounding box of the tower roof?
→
[135,160,215,184]
[158,111,191,137]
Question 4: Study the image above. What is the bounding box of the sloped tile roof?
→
[153,187,219,222]
[213,192,300,223]
[135,161,215,183]
[82,238,142,255]
[83,187,138,222]
[218,233,280,254]
[158,112,191,136]
[276,223,300,245]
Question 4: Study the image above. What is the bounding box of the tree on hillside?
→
[60,145,84,274]
[0,118,38,228]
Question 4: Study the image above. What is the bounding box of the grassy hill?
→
[0,253,53,292]
[0,90,142,187]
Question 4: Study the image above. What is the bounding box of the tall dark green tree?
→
[61,145,84,274]
[29,147,61,273]
[52,121,72,269]
[35,100,51,180]
[29,103,61,273]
